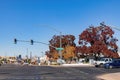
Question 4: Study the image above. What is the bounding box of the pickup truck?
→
[94,58,113,67]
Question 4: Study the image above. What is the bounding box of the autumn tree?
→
[62,45,76,60]
[77,22,119,58]
[75,46,91,58]
[45,51,52,58]
[47,35,76,60]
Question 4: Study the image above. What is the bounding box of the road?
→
[0,64,120,80]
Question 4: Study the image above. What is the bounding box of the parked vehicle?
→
[57,59,66,65]
[94,58,113,67]
[104,59,120,69]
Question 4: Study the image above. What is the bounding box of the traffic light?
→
[30,40,34,45]
[14,38,17,44]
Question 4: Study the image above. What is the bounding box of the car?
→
[94,58,113,67]
[104,59,120,69]
[23,62,29,65]
[78,58,85,63]
[57,59,66,65]
[51,61,58,65]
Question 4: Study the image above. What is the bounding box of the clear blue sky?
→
[0,0,120,57]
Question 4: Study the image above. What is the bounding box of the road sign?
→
[56,48,64,51]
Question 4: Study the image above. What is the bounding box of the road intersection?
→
[0,64,120,80]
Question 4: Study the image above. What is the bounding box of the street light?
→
[100,22,120,31]
[39,25,63,60]
[47,27,63,60]
[110,26,120,31]
[59,32,63,60]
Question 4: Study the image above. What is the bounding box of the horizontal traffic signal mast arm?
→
[17,40,30,42]
[14,38,30,44]
[14,38,57,49]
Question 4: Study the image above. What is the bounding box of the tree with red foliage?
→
[47,35,76,60]
[77,22,119,58]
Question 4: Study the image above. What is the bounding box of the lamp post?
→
[59,32,62,60]
[40,25,63,60]
[51,31,63,60]
[110,26,120,31]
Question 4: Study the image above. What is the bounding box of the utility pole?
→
[59,32,62,60]
[39,25,63,60]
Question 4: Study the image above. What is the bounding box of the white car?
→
[94,58,113,67]
[57,59,66,65]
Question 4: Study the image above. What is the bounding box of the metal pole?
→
[59,32,62,60]
[30,51,32,60]
[26,48,28,60]
[37,25,63,60]
[27,48,28,56]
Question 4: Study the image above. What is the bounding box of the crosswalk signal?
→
[30,40,34,45]
[14,38,17,44]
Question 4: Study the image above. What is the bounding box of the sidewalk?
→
[97,72,120,80]
[47,63,93,67]
[61,63,93,67]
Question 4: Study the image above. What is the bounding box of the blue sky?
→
[0,0,120,57]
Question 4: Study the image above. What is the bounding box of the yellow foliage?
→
[51,46,76,60]
[52,51,59,59]
[63,46,75,60]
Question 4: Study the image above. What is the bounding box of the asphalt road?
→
[0,64,120,80]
